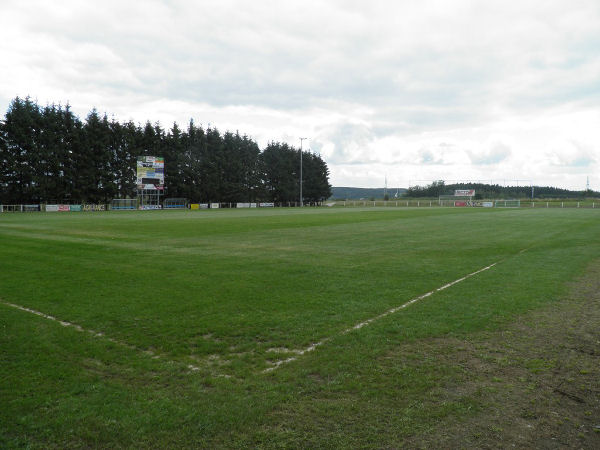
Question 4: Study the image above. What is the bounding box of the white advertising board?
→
[454,189,475,197]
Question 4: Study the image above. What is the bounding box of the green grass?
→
[1,207,599,447]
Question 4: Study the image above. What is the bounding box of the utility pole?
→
[384,175,387,199]
[299,137,307,207]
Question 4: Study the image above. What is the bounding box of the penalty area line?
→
[0,300,202,372]
[264,260,499,373]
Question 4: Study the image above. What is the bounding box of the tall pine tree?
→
[0,96,333,204]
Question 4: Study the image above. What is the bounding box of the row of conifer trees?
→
[0,97,332,204]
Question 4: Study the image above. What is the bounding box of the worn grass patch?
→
[401,261,600,448]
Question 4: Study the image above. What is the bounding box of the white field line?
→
[345,262,498,333]
[263,340,330,371]
[4,251,527,375]
[1,301,201,372]
[264,260,499,373]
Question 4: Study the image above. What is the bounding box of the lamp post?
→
[299,137,307,207]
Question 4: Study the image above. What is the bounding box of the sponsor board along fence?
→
[327,200,599,208]
[1,200,598,213]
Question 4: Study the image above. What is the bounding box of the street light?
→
[299,137,307,207]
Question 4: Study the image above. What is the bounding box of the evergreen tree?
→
[239,134,261,202]
[37,104,64,202]
[0,117,8,200]
[79,110,114,202]
[0,96,334,204]
[117,120,143,198]
[260,142,299,203]
[220,131,261,202]
[163,122,186,198]
[59,104,84,202]
[181,119,204,201]
[2,97,40,203]
[301,152,332,204]
[200,127,224,202]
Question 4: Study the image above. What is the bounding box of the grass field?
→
[1,207,599,448]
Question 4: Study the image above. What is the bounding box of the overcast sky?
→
[1,0,599,189]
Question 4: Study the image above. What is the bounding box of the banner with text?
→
[136,156,165,190]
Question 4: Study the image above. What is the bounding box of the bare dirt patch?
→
[404,262,600,449]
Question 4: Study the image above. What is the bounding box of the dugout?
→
[164,198,188,209]
[110,198,138,210]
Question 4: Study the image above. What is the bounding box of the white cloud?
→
[1,0,599,190]
[468,142,511,166]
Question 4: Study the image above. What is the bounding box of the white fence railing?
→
[1,201,598,212]
[325,200,598,209]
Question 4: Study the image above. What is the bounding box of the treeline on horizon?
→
[406,180,598,199]
[0,97,332,204]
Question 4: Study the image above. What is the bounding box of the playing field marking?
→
[1,301,201,372]
[345,262,498,333]
[264,341,330,371]
[264,260,499,372]
[4,247,532,376]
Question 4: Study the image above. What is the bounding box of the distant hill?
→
[405,182,599,199]
[330,187,407,200]
[331,183,598,200]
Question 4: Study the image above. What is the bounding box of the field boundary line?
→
[345,262,498,333]
[0,300,202,372]
[264,260,500,372]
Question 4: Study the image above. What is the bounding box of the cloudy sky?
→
[1,0,599,189]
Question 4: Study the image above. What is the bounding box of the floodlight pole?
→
[300,137,307,207]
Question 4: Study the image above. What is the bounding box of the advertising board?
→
[454,190,475,197]
[83,204,106,211]
[136,156,164,190]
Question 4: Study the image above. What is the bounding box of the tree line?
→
[0,97,332,204]
[406,181,598,199]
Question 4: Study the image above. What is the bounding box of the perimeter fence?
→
[1,200,598,213]
[325,200,599,209]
